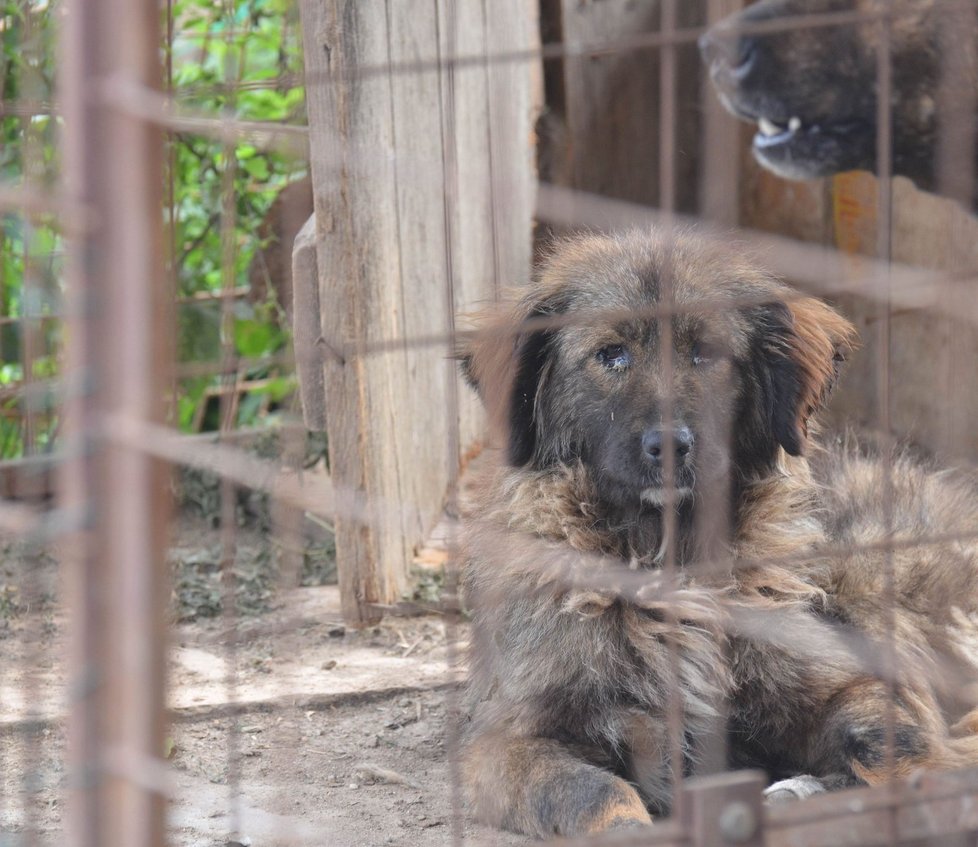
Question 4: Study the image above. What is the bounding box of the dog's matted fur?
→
[458,231,978,838]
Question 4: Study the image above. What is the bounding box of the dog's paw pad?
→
[763,775,827,804]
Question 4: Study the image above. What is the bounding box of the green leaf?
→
[242,156,269,181]
[233,318,276,358]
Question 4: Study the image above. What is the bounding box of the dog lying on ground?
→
[699,0,978,205]
[458,230,978,838]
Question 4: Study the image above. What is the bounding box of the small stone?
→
[348,782,359,790]
[321,659,337,670]
[328,626,345,638]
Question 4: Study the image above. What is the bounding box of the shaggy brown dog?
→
[458,231,978,838]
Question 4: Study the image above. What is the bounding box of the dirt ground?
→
[0,524,528,847]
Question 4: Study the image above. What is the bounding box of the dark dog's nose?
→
[641,426,694,466]
[698,26,755,79]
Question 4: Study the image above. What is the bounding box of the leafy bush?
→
[0,0,307,459]
[1,2,61,458]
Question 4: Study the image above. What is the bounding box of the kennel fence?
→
[0,0,977,845]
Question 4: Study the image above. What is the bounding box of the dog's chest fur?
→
[461,454,824,757]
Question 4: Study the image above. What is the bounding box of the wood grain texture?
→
[297,0,538,625]
[556,0,703,213]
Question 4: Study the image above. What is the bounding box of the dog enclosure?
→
[1,0,978,845]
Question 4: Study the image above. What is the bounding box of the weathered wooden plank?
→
[699,0,745,225]
[557,0,703,212]
[297,0,538,625]
[290,214,326,430]
[445,1,496,457]
[449,0,540,454]
[299,0,400,626]
[760,178,978,460]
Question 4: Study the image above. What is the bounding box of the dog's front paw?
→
[763,775,827,804]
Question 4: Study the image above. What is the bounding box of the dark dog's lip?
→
[640,485,693,506]
[600,464,695,504]
[752,117,864,146]
[714,87,867,155]
[636,467,696,504]
[750,116,868,159]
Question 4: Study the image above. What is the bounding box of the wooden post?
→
[61,0,170,844]
[554,0,703,212]
[296,0,539,625]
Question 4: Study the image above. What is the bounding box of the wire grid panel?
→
[2,0,978,846]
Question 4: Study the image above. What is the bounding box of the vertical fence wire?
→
[3,0,978,844]
[218,1,244,839]
[434,2,466,843]
[873,6,899,846]
[655,0,688,823]
[15,3,41,843]
[61,0,169,844]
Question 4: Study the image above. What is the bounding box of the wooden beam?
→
[296,0,538,626]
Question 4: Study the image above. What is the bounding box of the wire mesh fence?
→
[2,0,978,845]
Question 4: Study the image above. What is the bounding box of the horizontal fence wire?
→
[2,0,978,844]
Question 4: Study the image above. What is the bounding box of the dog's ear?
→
[740,298,856,464]
[454,342,479,393]
[783,296,857,449]
[457,298,562,467]
[507,310,559,466]
[747,297,857,457]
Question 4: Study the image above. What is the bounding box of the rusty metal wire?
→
[3,0,978,844]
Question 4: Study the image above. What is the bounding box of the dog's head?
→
[460,231,856,507]
[699,0,940,187]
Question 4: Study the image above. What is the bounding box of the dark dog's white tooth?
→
[758,117,782,137]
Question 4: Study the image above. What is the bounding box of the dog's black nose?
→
[698,26,755,78]
[641,426,694,465]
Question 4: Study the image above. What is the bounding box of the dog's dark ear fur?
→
[457,297,563,467]
[456,345,478,393]
[508,311,559,466]
[741,296,857,464]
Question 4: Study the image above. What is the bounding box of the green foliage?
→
[1,2,62,459]
[170,0,306,432]
[0,0,307,459]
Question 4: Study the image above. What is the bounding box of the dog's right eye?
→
[596,345,631,371]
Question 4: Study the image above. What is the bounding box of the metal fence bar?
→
[61,0,169,845]
[433,1,465,844]
[0,0,973,844]
[873,6,899,846]
[656,0,687,823]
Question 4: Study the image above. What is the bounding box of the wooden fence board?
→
[297,0,538,625]
[556,0,703,212]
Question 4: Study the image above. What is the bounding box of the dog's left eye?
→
[691,341,722,366]
[596,344,631,371]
